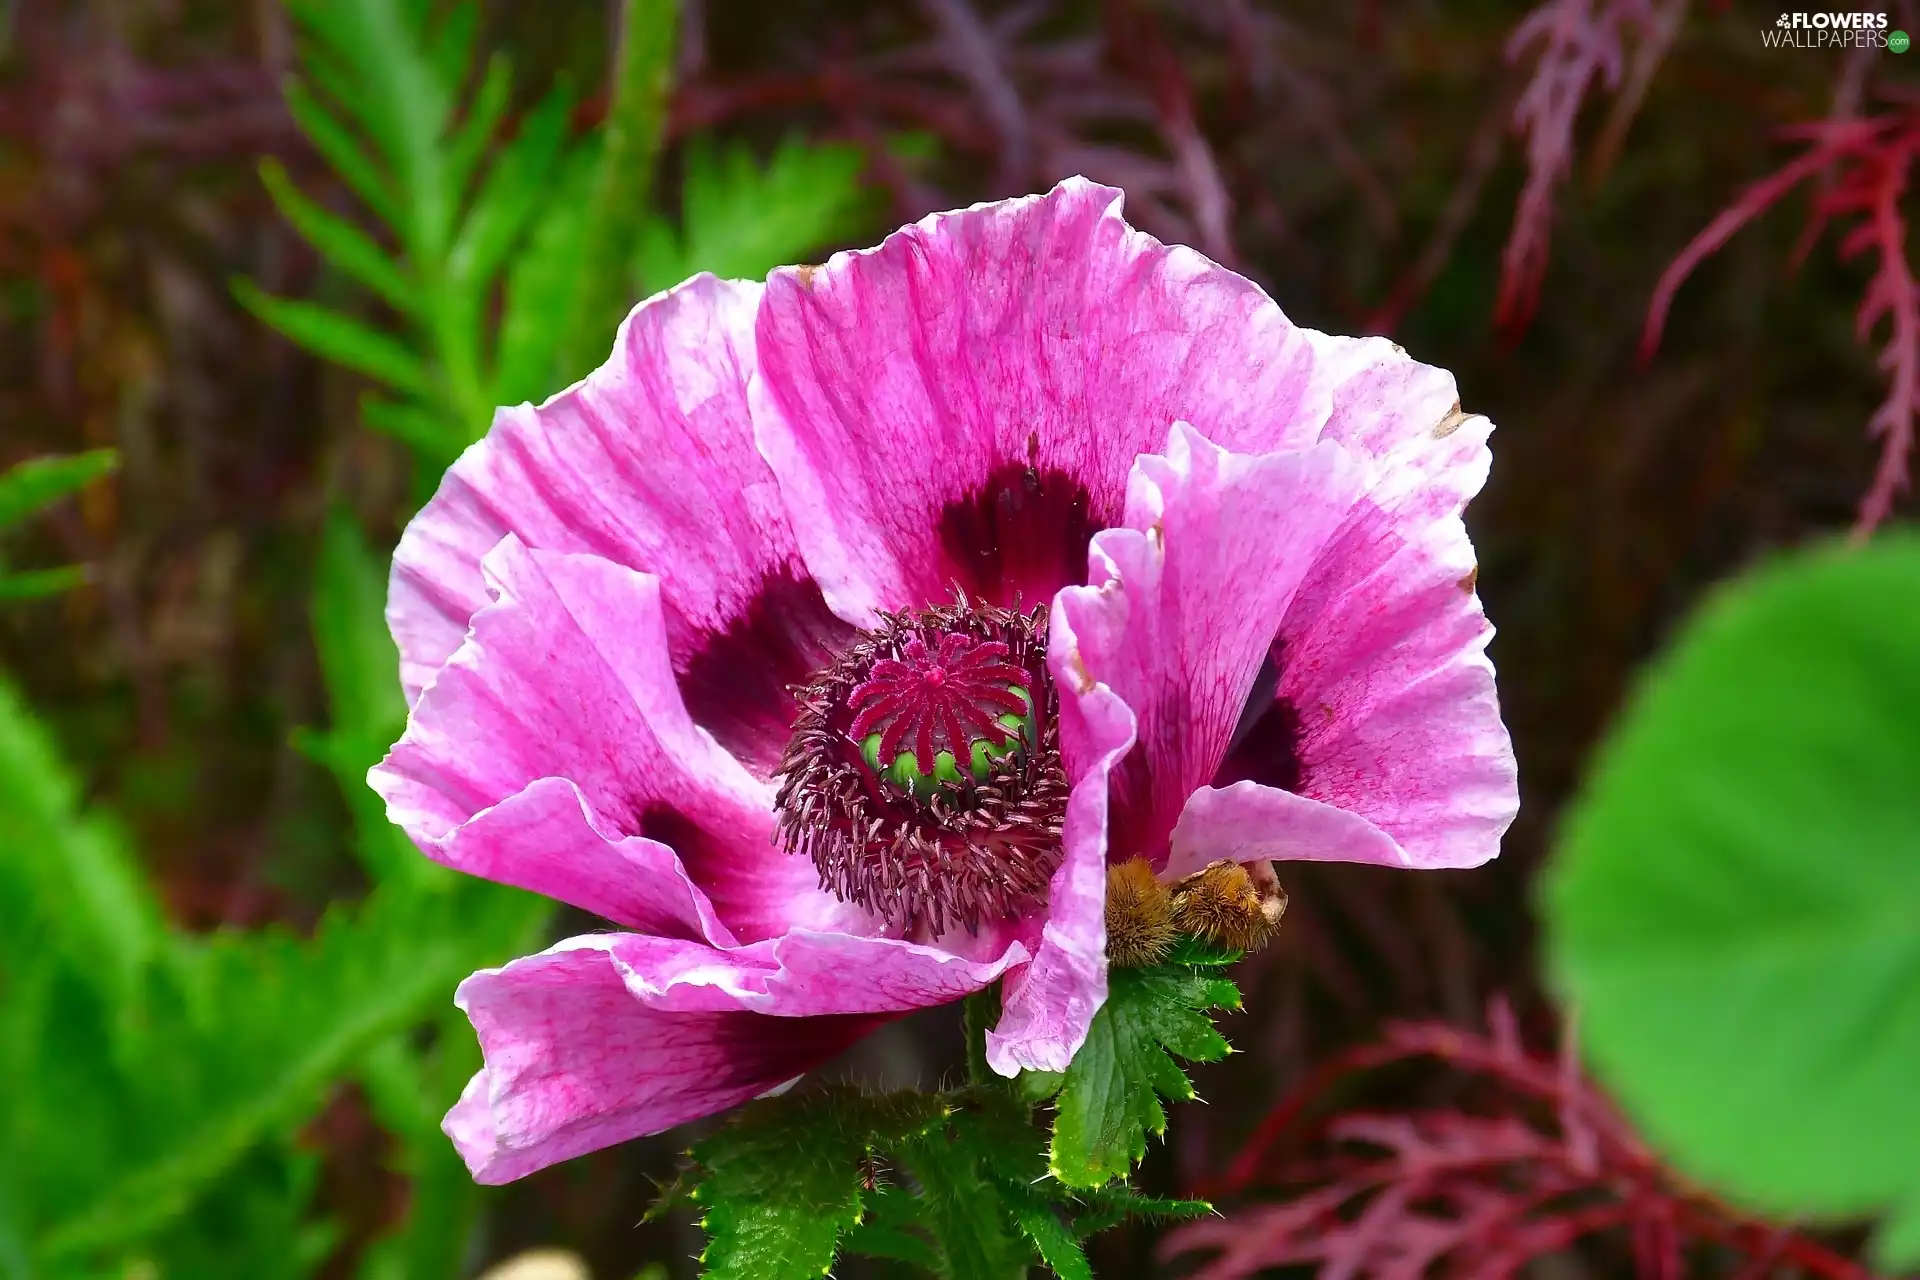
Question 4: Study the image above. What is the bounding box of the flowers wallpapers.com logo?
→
[1764,11,1905,48]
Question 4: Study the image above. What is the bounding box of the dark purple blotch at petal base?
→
[1213,644,1304,793]
[677,568,856,777]
[938,460,1103,607]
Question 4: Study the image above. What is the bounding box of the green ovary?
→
[861,686,1036,801]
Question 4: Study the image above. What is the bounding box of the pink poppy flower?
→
[370,178,1518,1184]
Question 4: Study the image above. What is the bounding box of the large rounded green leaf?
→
[1544,533,1920,1265]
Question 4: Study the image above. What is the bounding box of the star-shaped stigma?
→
[847,632,1033,790]
[776,601,1068,934]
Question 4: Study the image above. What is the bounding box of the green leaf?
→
[1046,959,1239,1187]
[283,81,401,227]
[358,396,465,468]
[0,449,116,531]
[1012,1204,1090,1280]
[352,1021,488,1280]
[1544,534,1920,1265]
[259,159,413,313]
[1055,1184,1211,1239]
[285,0,453,259]
[449,80,574,301]
[299,508,434,888]
[310,509,406,744]
[441,52,512,206]
[0,565,92,600]
[234,281,435,399]
[1165,936,1242,968]
[493,145,597,405]
[560,0,679,379]
[686,1090,948,1280]
[840,1186,942,1273]
[635,136,873,294]
[35,877,540,1264]
[933,1090,1205,1274]
[422,0,479,106]
[1014,1069,1065,1104]
[893,1125,1028,1280]
[0,670,161,1006]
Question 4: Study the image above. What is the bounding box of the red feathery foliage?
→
[1163,1005,1880,1280]
[1497,0,1681,334]
[666,0,1245,264]
[1642,105,1920,534]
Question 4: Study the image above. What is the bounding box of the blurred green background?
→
[1,1,1914,1277]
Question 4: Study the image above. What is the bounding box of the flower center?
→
[775,600,1067,935]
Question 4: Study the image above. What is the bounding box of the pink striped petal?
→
[389,274,849,775]
[444,930,1028,1182]
[1051,425,1367,864]
[372,537,856,944]
[751,177,1328,627]
[986,666,1138,1074]
[1306,331,1466,473]
[1191,411,1517,871]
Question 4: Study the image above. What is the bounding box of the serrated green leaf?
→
[841,1186,942,1273]
[352,1018,490,1280]
[234,281,435,399]
[1057,1184,1211,1239]
[1047,961,1238,1187]
[422,0,478,103]
[0,449,116,531]
[932,1090,1209,1269]
[259,159,413,312]
[0,565,92,600]
[34,877,540,1264]
[1014,1069,1065,1104]
[894,1124,1028,1280]
[286,0,453,258]
[311,509,406,744]
[1165,937,1241,968]
[1546,534,1920,1256]
[450,80,572,294]
[688,1090,949,1280]
[448,78,575,385]
[946,1090,1049,1186]
[635,136,873,295]
[1013,1204,1090,1280]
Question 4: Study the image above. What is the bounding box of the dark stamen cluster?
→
[774,598,1069,936]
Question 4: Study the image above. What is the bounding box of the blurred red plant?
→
[1162,1005,1879,1280]
[1498,0,1916,531]
[1642,103,1920,535]
[1497,0,1684,334]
